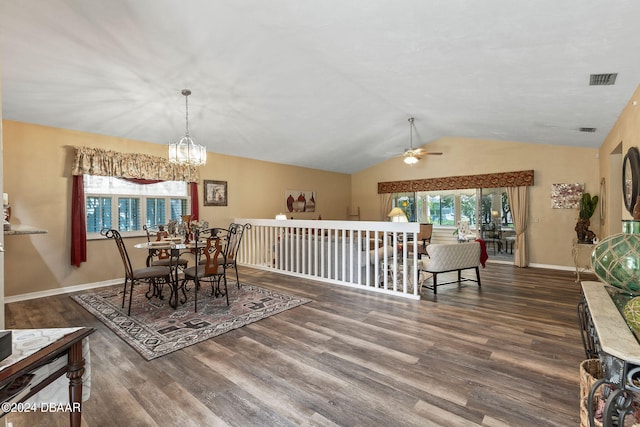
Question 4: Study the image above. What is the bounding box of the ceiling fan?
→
[401,117,442,164]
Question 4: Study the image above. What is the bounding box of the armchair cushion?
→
[418,241,482,295]
[420,242,481,273]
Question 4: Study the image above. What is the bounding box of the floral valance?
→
[71,146,200,182]
[377,170,534,194]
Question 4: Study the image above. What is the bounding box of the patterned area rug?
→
[72,280,311,360]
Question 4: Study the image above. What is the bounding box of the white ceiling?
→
[1,0,640,174]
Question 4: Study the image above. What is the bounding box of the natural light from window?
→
[392,188,513,230]
[83,176,189,237]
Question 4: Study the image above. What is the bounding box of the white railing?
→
[233,218,422,299]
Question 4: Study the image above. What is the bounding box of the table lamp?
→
[387,207,408,222]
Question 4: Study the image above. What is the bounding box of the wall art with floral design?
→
[551,183,583,209]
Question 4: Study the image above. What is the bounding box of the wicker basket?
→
[580,359,604,427]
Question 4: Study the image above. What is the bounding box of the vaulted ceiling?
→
[2,0,640,173]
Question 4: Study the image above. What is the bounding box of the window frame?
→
[84,176,190,240]
[392,188,514,231]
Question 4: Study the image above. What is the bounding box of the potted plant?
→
[575,192,599,243]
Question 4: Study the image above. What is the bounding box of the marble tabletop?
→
[582,281,640,365]
[0,328,83,372]
[4,224,48,235]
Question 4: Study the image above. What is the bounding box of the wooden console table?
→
[578,281,640,425]
[0,327,94,427]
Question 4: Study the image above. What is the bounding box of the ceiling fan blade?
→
[397,118,444,161]
[412,148,443,156]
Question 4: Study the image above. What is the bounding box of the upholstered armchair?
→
[419,241,482,294]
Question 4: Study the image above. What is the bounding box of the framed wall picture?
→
[551,183,583,209]
[285,190,316,212]
[204,180,227,206]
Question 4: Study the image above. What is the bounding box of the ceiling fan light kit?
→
[400,117,442,165]
[404,154,419,165]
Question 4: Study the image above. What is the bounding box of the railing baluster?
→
[233,219,420,300]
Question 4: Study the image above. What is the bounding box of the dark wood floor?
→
[4,263,590,427]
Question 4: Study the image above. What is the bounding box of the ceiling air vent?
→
[580,127,597,133]
[589,73,617,86]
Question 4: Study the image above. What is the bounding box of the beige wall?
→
[598,84,640,237]
[351,137,600,267]
[2,120,351,297]
[3,100,629,296]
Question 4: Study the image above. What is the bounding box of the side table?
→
[572,242,595,283]
[0,327,94,427]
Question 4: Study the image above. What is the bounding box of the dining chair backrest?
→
[102,228,134,280]
[194,228,224,275]
[418,223,433,243]
[417,223,433,254]
[143,225,149,242]
[143,224,170,240]
[143,224,154,242]
[226,223,251,262]
[143,224,171,259]
[202,236,223,276]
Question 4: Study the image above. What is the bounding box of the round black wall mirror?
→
[623,146,640,214]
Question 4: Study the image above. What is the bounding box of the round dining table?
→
[133,240,200,309]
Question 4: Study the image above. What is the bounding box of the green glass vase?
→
[591,220,640,294]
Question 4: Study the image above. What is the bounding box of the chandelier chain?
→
[183,89,191,137]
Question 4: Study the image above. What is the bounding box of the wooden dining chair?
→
[417,223,433,256]
[102,228,171,316]
[182,228,227,312]
[198,223,251,288]
[142,224,188,269]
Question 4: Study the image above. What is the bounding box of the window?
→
[392,188,513,229]
[147,198,166,226]
[118,197,141,231]
[410,189,475,226]
[86,196,112,232]
[393,193,416,222]
[480,188,513,227]
[424,194,455,225]
[84,176,189,237]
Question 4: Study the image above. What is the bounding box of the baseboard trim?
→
[5,279,121,304]
[528,263,577,272]
[4,262,581,304]
[487,259,576,272]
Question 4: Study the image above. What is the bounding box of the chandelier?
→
[168,89,207,166]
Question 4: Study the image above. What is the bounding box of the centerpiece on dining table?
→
[189,220,209,242]
[176,216,209,244]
